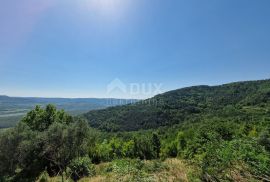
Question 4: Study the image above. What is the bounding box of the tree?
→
[151,133,161,158]
[0,123,44,181]
[41,120,90,181]
[0,124,30,178]
[258,128,270,152]
[177,131,187,154]
[134,135,155,160]
[122,140,135,158]
[21,104,73,132]
[0,105,90,181]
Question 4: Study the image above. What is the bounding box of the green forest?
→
[0,79,270,181]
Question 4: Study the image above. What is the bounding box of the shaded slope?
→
[84,79,270,131]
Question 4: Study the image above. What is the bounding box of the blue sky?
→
[0,0,270,99]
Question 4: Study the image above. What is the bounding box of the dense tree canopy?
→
[84,79,270,132]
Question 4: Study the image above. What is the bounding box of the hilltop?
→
[84,79,270,131]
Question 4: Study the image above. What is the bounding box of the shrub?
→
[143,160,168,173]
[38,171,49,182]
[258,128,270,152]
[160,141,178,159]
[200,139,270,180]
[68,157,95,181]
[107,159,154,181]
[110,159,144,175]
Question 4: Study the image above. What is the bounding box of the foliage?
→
[1,79,270,181]
[68,157,95,181]
[258,127,270,152]
[84,79,270,132]
[40,120,90,178]
[105,159,163,182]
[0,96,138,128]
[37,171,49,182]
[21,104,73,131]
[0,106,91,181]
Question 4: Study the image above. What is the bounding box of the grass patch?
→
[40,158,200,182]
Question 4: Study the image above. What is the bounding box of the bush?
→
[37,171,49,182]
[107,159,154,181]
[143,160,168,173]
[68,157,95,181]
[258,128,270,152]
[160,141,178,159]
[109,159,144,175]
[200,139,270,180]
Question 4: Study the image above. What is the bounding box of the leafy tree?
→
[134,135,155,160]
[109,138,123,158]
[176,131,187,155]
[95,140,113,162]
[41,120,90,181]
[0,105,91,181]
[160,141,177,158]
[0,123,36,180]
[21,105,73,131]
[122,140,135,158]
[258,127,270,152]
[151,133,161,158]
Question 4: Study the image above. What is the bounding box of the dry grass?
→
[78,176,107,182]
[40,158,200,182]
[153,158,189,182]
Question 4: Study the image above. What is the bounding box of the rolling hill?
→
[1,79,270,181]
[84,79,270,131]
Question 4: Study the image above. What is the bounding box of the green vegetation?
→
[0,79,270,181]
[0,96,137,128]
[84,79,270,131]
[68,157,95,181]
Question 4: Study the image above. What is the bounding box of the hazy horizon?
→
[1,77,269,99]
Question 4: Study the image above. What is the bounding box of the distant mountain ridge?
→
[84,79,270,132]
[0,96,138,128]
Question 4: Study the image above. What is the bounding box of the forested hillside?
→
[84,79,270,131]
[0,79,269,181]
